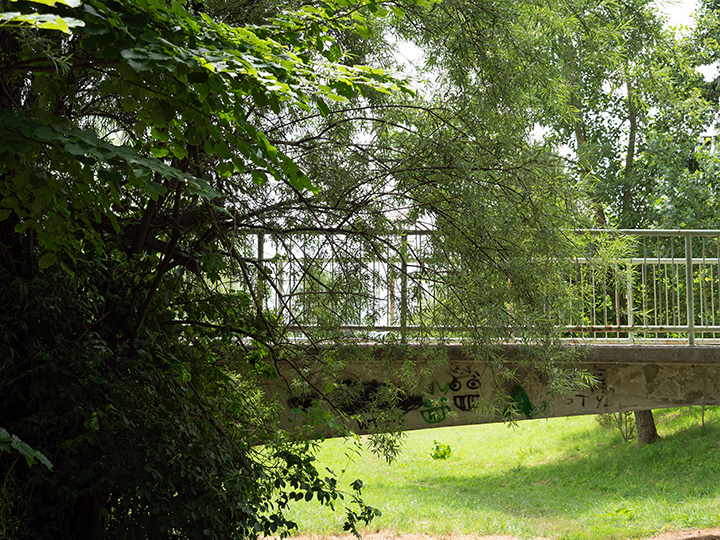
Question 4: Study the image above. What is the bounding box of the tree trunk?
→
[634,409,659,444]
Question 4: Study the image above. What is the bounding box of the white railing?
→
[243,229,720,345]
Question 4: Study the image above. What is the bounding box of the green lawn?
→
[286,407,720,539]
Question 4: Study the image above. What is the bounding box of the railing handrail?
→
[580,228,720,236]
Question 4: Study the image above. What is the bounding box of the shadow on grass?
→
[379,414,720,529]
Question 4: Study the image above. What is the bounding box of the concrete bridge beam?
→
[268,344,720,435]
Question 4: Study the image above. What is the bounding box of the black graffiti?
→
[453,394,481,411]
[287,379,423,415]
[449,377,481,392]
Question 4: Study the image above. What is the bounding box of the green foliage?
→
[429,440,452,460]
[0,0,419,537]
[0,427,52,470]
[0,0,84,33]
[0,0,629,536]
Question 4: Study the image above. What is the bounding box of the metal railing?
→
[242,229,720,345]
[566,230,720,345]
[250,230,433,339]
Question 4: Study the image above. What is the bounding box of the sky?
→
[656,0,699,29]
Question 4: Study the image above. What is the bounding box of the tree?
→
[533,0,712,444]
[0,0,419,536]
[0,0,600,537]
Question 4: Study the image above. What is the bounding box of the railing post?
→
[685,232,695,345]
[626,261,634,344]
[257,232,265,305]
[400,233,408,343]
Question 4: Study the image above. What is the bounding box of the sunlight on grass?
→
[286,407,720,539]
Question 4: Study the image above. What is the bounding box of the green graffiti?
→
[503,385,535,419]
[420,397,451,424]
[427,380,450,395]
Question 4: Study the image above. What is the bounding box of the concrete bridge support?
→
[268,345,720,435]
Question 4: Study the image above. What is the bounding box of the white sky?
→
[656,0,699,29]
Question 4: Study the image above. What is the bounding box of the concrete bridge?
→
[255,230,720,433]
[267,343,720,434]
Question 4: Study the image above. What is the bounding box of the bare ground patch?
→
[286,528,720,540]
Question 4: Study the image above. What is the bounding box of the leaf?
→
[316,97,331,117]
[38,252,57,269]
[0,12,84,33]
[214,140,232,160]
[355,25,372,39]
[151,127,169,143]
[168,141,189,160]
[251,170,267,185]
[0,428,53,470]
[389,5,405,18]
[11,0,82,6]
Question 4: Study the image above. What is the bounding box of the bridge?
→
[249,229,720,433]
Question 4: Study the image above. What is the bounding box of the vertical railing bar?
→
[667,240,673,328]
[653,236,659,330]
[686,232,696,345]
[627,260,634,343]
[663,237,669,328]
[717,238,720,340]
[674,237,681,329]
[642,237,648,334]
[668,237,674,328]
[578,260,583,335]
[400,233,408,343]
[388,246,394,327]
[373,253,378,327]
[277,257,284,314]
[702,237,708,334]
[415,235,421,331]
[568,262,574,329]
[712,238,716,338]
[257,232,265,310]
[602,260,608,333]
[614,263,621,338]
[591,259,597,340]
[582,261,588,338]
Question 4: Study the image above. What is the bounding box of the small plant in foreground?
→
[430,440,452,460]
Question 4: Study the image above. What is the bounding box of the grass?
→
[286,407,720,539]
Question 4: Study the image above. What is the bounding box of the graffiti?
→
[447,376,482,412]
[454,394,481,411]
[417,373,486,421]
[426,380,450,395]
[564,367,610,409]
[420,380,452,423]
[420,397,451,424]
[503,385,536,419]
[286,363,618,428]
[287,379,423,416]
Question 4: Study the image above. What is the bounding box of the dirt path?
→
[289,528,720,539]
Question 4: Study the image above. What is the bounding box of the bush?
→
[430,440,453,460]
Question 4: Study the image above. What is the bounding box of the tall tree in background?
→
[397,0,718,443]
[536,0,713,443]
